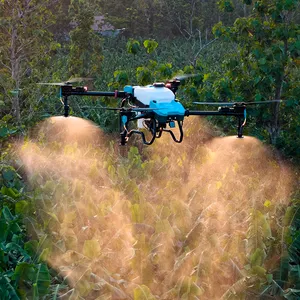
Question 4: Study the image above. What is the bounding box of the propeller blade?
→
[193,102,235,106]
[172,74,200,81]
[66,77,94,84]
[101,107,159,112]
[194,100,284,106]
[38,82,65,86]
[132,108,160,111]
[80,106,133,111]
[38,77,93,86]
[102,107,123,111]
[246,100,283,105]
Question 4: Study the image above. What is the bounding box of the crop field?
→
[1,116,292,299]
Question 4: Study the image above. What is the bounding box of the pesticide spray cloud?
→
[18,116,294,299]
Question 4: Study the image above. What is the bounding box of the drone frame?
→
[59,84,247,145]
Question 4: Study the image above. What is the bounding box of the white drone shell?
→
[133,85,175,106]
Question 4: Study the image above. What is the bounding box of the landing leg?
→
[237,117,244,138]
[63,96,69,117]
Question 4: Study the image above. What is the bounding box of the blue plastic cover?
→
[124,85,133,95]
[149,100,185,121]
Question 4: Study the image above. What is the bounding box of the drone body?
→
[40,77,281,146]
[124,84,185,123]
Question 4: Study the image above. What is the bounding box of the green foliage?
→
[143,39,158,54]
[0,164,25,209]
[136,66,153,86]
[68,0,103,77]
[209,0,300,154]
[83,239,101,259]
[98,0,224,39]
[0,159,64,299]
[113,70,129,86]
[13,123,297,299]
[0,205,51,298]
[127,39,141,55]
[0,0,59,122]
[134,285,156,300]
[217,0,235,12]
[0,115,18,142]
[110,39,178,87]
[288,199,300,265]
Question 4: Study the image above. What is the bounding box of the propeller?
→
[164,73,202,93]
[101,107,160,112]
[193,100,284,106]
[80,105,161,112]
[38,77,93,86]
[172,74,200,81]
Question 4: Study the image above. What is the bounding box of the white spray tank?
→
[125,83,175,128]
[133,84,175,105]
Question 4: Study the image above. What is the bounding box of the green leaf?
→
[217,0,234,12]
[0,276,20,300]
[136,67,152,85]
[15,201,29,215]
[0,219,8,242]
[255,94,263,102]
[38,248,50,263]
[1,186,20,199]
[83,239,101,259]
[284,206,300,229]
[283,288,300,299]
[5,243,30,260]
[258,57,267,65]
[0,127,9,138]
[24,240,38,257]
[273,255,289,288]
[143,39,158,54]
[250,248,265,266]
[158,63,173,79]
[221,277,252,299]
[283,206,295,227]
[34,263,50,297]
[33,283,39,300]
[126,39,141,55]
[134,285,156,300]
[9,89,21,96]
[131,204,144,223]
[0,127,17,138]
[251,265,266,277]
[2,169,15,182]
[12,262,36,282]
[289,235,300,264]
[289,264,300,288]
[266,274,273,284]
[52,284,61,300]
[1,206,15,221]
[114,70,129,85]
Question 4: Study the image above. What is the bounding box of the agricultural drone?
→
[39,77,282,146]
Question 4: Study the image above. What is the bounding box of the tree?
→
[68,0,103,77]
[212,0,300,144]
[0,0,59,122]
